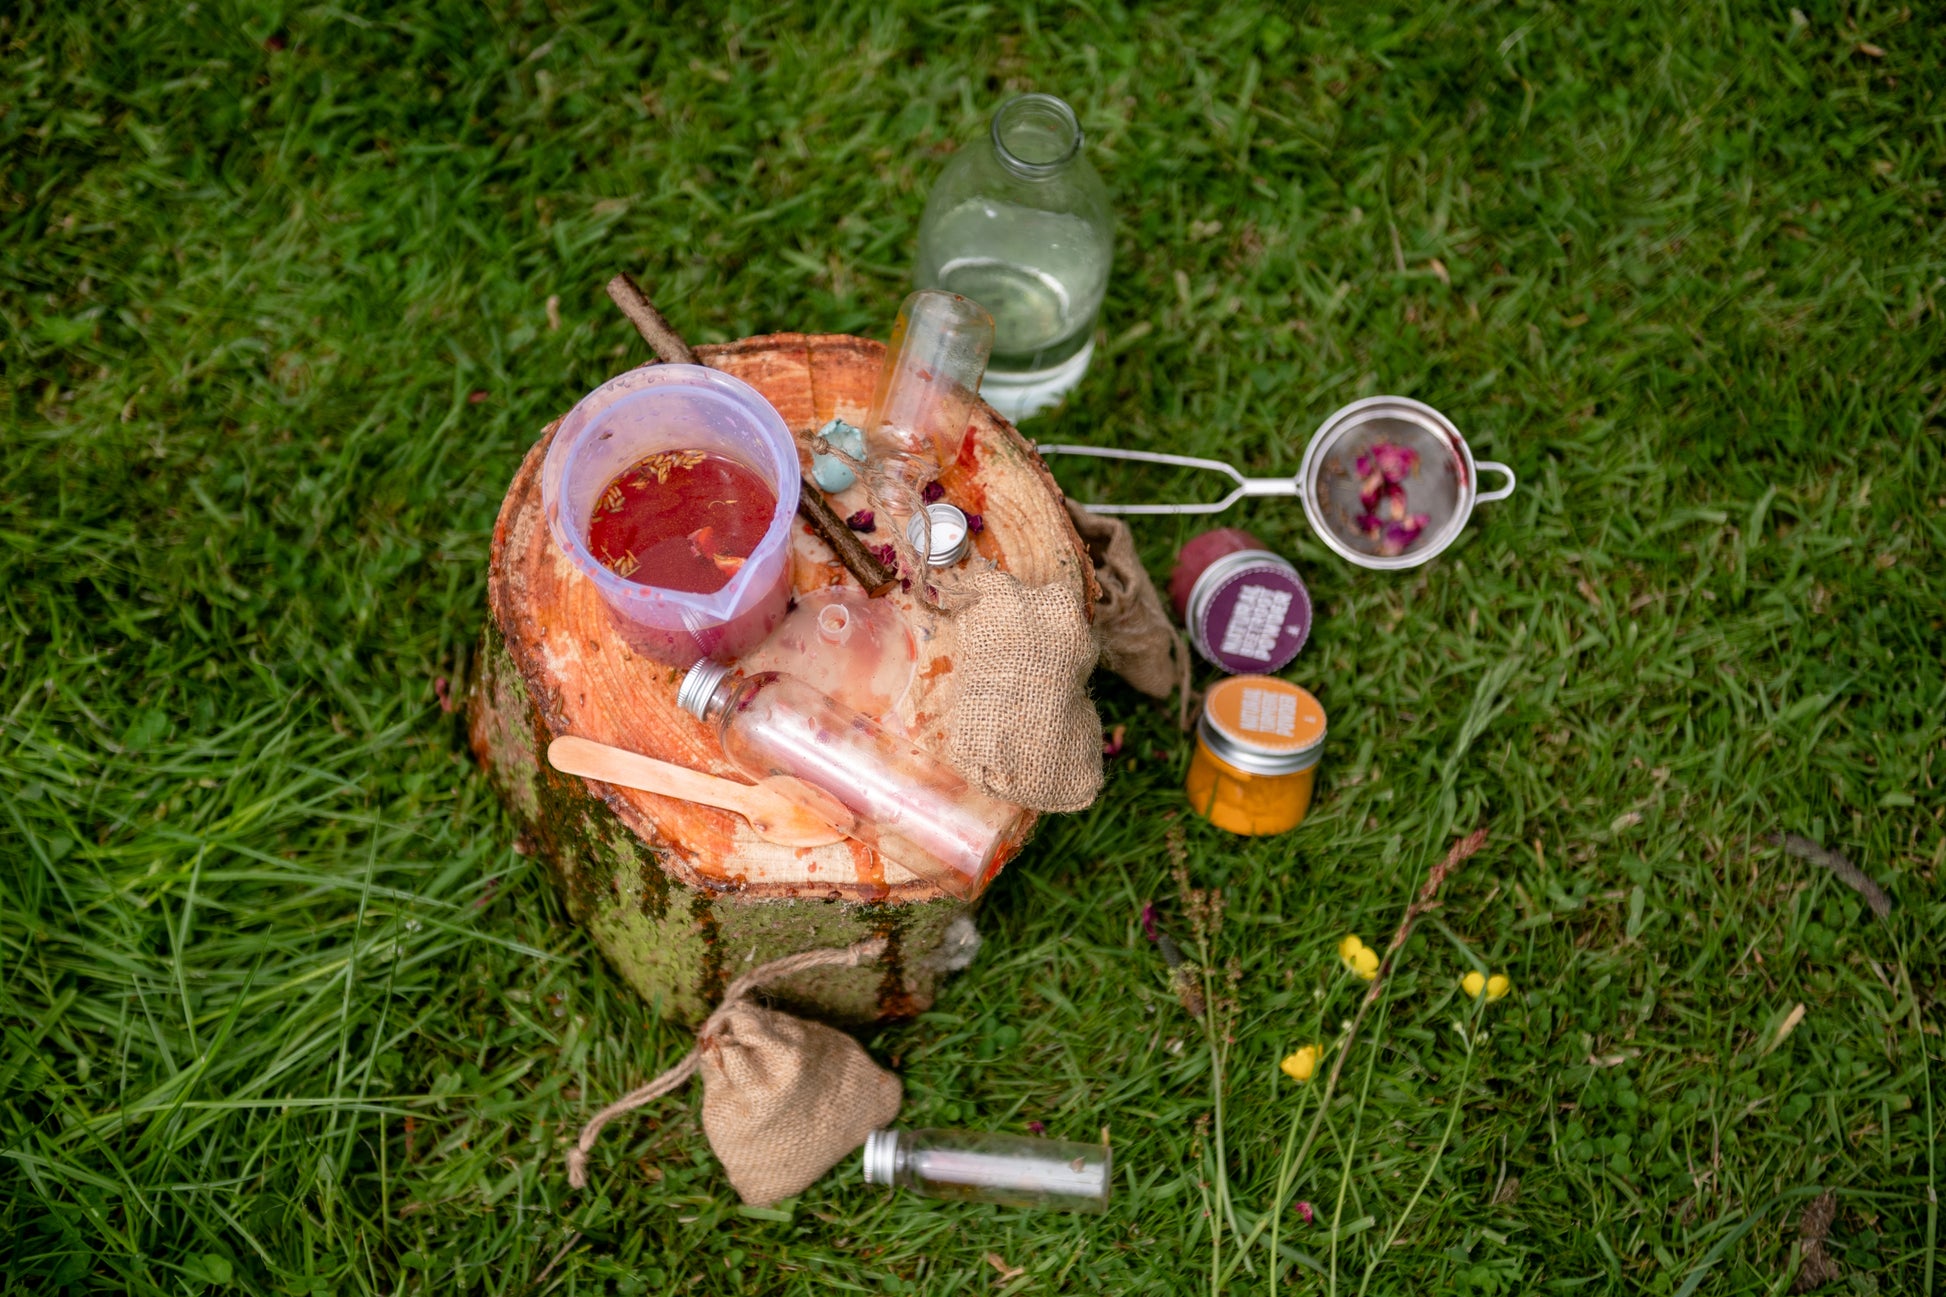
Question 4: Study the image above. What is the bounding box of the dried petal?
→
[921,480,946,505]
[1379,523,1420,556]
[1371,442,1419,483]
[965,513,984,533]
[845,509,876,532]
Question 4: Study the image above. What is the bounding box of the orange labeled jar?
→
[1185,676,1327,835]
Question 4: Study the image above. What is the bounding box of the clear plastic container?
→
[541,365,801,666]
[678,663,1029,899]
[862,1128,1111,1213]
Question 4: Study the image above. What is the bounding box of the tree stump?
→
[469,333,1095,1024]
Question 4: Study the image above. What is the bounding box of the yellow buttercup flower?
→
[1338,935,1380,981]
[1280,1045,1321,1083]
[1462,971,1512,1002]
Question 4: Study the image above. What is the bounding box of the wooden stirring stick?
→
[547,736,850,848]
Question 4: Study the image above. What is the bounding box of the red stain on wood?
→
[846,838,887,899]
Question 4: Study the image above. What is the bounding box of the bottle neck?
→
[990,93,1083,181]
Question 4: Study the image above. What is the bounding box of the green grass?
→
[3,1,1943,1292]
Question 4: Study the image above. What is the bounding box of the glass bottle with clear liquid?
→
[915,94,1112,422]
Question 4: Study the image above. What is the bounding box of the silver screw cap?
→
[906,503,971,566]
[677,659,734,720]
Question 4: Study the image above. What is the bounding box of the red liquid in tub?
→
[586,450,777,594]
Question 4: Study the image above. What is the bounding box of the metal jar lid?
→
[906,503,972,566]
[861,1129,901,1185]
[1197,675,1326,776]
[677,659,735,720]
[1185,549,1313,675]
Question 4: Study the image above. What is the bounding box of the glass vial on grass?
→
[916,94,1111,422]
[678,663,1029,899]
[861,1128,1111,1213]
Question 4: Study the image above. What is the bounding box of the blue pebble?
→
[811,418,867,492]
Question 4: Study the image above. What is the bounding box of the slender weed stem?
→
[1354,998,1487,1297]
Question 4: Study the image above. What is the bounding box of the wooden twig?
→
[1768,833,1892,919]
[797,476,896,597]
[605,273,698,365]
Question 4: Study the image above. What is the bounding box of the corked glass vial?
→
[1167,528,1312,675]
[1185,675,1327,836]
[861,1128,1111,1213]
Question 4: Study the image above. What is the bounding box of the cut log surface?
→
[469,333,1094,1022]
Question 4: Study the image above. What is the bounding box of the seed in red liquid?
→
[586,450,776,594]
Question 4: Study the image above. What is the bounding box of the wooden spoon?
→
[546,736,850,848]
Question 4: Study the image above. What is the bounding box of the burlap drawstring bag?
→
[566,940,901,1207]
[945,569,1104,813]
[1064,501,1188,702]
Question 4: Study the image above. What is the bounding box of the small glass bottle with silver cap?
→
[678,661,1027,899]
[906,502,972,567]
[861,1128,1111,1213]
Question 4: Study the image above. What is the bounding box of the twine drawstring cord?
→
[565,937,887,1189]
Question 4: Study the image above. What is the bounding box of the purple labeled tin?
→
[1168,527,1313,675]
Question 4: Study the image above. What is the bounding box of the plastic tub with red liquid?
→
[541,365,801,666]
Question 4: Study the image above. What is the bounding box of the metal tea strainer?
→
[1039,396,1515,570]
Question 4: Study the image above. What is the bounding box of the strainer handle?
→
[1035,443,1298,515]
[1476,461,1517,504]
